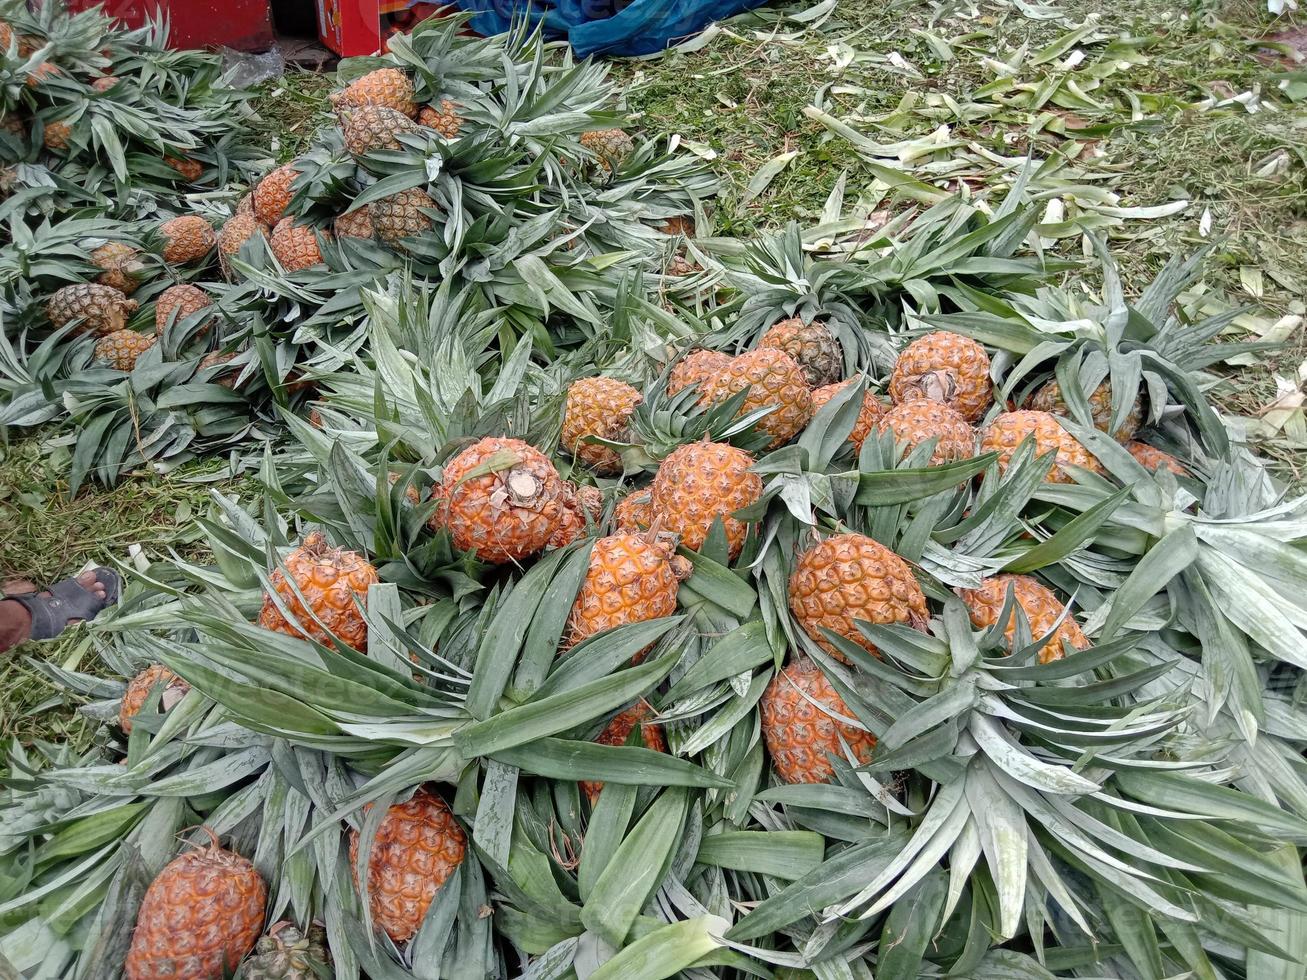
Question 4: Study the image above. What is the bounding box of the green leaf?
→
[661,620,772,704]
[854,454,996,505]
[1116,771,1307,843]
[677,550,757,618]
[490,738,732,791]
[876,866,947,980]
[588,915,729,980]
[695,831,824,880]
[1099,524,1197,640]
[1002,487,1128,573]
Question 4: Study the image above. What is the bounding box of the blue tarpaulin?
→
[455,0,770,58]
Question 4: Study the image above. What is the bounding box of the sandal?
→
[9,568,121,641]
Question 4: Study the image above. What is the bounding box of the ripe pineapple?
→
[789,533,929,661]
[341,104,418,155]
[47,283,139,336]
[90,75,119,93]
[650,441,762,559]
[252,165,299,226]
[1126,440,1186,475]
[217,213,268,278]
[124,833,267,980]
[658,215,695,238]
[548,482,604,549]
[698,348,814,449]
[613,490,655,534]
[760,658,877,785]
[270,218,328,272]
[258,532,379,651]
[159,214,216,265]
[349,786,465,944]
[1029,379,1142,440]
[580,129,635,173]
[241,922,329,980]
[329,67,418,119]
[164,154,204,182]
[667,349,733,395]
[91,242,145,294]
[563,532,690,651]
[435,437,564,564]
[759,317,843,388]
[198,350,239,388]
[119,664,190,733]
[42,118,72,152]
[334,208,374,240]
[888,331,992,422]
[877,398,975,465]
[94,329,155,371]
[25,61,60,88]
[561,377,642,475]
[418,99,463,138]
[155,284,212,338]
[664,255,697,277]
[811,380,884,451]
[580,701,666,803]
[236,192,255,216]
[368,187,436,245]
[958,573,1088,664]
[980,410,1103,483]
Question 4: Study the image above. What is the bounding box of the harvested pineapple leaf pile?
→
[4,2,1307,980]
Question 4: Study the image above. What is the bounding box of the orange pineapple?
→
[789,533,928,661]
[418,99,463,138]
[91,242,145,294]
[349,787,465,944]
[888,331,992,422]
[330,68,418,119]
[159,215,215,265]
[580,701,666,803]
[119,664,190,734]
[811,380,884,451]
[270,218,328,272]
[252,165,299,226]
[561,377,642,475]
[877,398,974,465]
[667,349,733,395]
[980,410,1102,483]
[699,348,813,449]
[1029,379,1142,440]
[258,532,379,651]
[958,573,1088,664]
[761,658,877,784]
[613,490,655,534]
[650,441,762,559]
[548,483,605,549]
[217,213,268,278]
[155,284,212,338]
[164,154,204,182]
[198,351,239,388]
[658,215,695,237]
[124,832,267,980]
[41,118,72,152]
[334,208,374,240]
[1126,440,1186,475]
[93,329,155,371]
[563,532,689,651]
[759,317,843,387]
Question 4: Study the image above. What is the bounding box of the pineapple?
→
[368,187,436,245]
[811,380,884,451]
[980,410,1103,483]
[119,664,189,733]
[548,482,604,549]
[164,154,204,182]
[664,255,697,277]
[198,350,239,388]
[580,701,666,803]
[25,61,61,88]
[888,331,992,422]
[1126,440,1186,475]
[698,347,814,449]
[418,99,463,138]
[1029,379,1142,440]
[270,218,328,272]
[658,215,695,237]
[435,437,564,564]
[760,658,877,785]
[667,349,732,396]
[350,786,465,944]
[580,128,635,173]
[789,533,929,661]
[877,398,974,465]
[650,441,762,560]
[240,922,329,980]
[236,192,255,216]
[252,165,299,226]
[563,532,690,651]
[340,104,418,155]
[329,67,418,119]
[159,214,216,265]
[561,377,642,475]
[93,329,155,371]
[958,574,1088,664]
[217,213,268,278]
[90,75,119,92]
[613,490,654,534]
[47,283,139,336]
[258,532,379,651]
[334,208,374,240]
[91,242,145,294]
[759,317,843,388]
[41,118,72,152]
[154,283,212,338]
[124,832,267,980]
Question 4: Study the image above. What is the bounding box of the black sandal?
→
[9,568,121,640]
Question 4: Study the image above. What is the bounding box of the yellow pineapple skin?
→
[341,104,418,155]
[548,483,604,549]
[1029,379,1142,441]
[198,351,239,388]
[699,348,814,449]
[958,573,1088,664]
[350,787,465,944]
[580,128,634,173]
[159,214,216,265]
[889,331,992,422]
[811,380,884,451]
[252,165,299,226]
[759,317,843,387]
[258,532,379,651]
[164,155,204,182]
[155,284,212,339]
[789,533,928,661]
[270,218,328,272]
[561,377,642,475]
[418,99,463,138]
[119,664,189,733]
[581,701,666,802]
[651,441,762,560]
[330,68,417,119]
[564,533,685,651]
[667,349,732,396]
[613,491,655,534]
[877,398,974,465]
[94,329,155,371]
[1126,440,1186,475]
[368,187,436,245]
[91,242,145,295]
[761,658,876,784]
[218,213,268,278]
[980,410,1102,483]
[334,208,374,240]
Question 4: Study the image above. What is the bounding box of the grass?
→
[3,0,1304,747]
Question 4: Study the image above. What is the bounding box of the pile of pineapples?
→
[4,5,1307,980]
